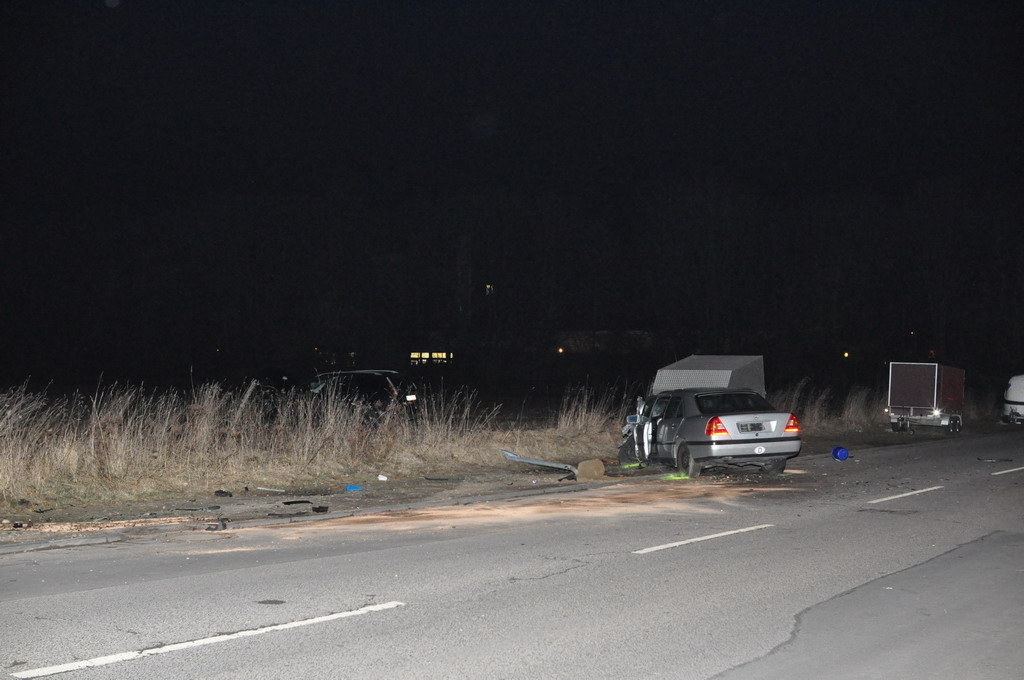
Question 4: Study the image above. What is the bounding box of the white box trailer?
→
[887,362,965,434]
[1002,374,1024,424]
[651,355,765,396]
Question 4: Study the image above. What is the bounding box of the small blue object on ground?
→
[832,446,849,461]
[345,484,363,491]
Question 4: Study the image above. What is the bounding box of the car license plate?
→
[739,422,764,433]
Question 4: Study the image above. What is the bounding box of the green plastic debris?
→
[621,462,642,469]
[662,472,690,480]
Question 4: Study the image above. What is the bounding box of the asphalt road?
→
[2,431,1022,679]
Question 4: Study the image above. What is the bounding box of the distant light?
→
[910,331,915,335]
[557,347,565,354]
[843,352,850,358]
[485,283,494,295]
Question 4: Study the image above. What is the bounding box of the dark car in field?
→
[303,370,418,412]
[620,388,801,477]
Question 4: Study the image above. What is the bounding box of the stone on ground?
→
[576,458,605,482]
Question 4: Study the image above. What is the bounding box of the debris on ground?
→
[501,450,578,478]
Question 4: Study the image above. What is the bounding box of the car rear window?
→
[695,392,774,414]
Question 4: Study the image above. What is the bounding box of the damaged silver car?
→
[620,388,801,477]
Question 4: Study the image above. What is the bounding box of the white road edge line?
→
[867,486,944,504]
[11,601,406,679]
[633,524,775,555]
[992,466,1024,476]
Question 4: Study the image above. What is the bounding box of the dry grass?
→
[0,382,620,503]
[769,378,887,433]
[4,378,997,504]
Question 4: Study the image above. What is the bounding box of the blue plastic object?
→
[345,484,363,491]
[831,446,849,461]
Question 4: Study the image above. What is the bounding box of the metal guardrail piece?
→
[501,450,578,475]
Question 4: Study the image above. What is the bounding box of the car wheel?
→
[763,459,786,474]
[675,443,701,478]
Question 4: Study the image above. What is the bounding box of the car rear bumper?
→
[688,437,801,462]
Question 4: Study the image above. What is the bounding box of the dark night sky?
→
[2,1,1022,391]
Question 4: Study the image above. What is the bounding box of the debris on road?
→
[283,500,312,505]
[214,489,233,497]
[312,506,328,513]
[257,487,286,493]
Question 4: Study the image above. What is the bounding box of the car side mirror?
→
[626,414,639,424]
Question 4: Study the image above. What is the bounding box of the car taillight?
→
[705,416,730,437]
[784,414,800,434]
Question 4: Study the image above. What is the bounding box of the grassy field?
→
[0,380,999,504]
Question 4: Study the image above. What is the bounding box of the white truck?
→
[1002,374,1024,424]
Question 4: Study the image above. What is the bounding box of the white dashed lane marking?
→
[991,466,1024,476]
[633,524,775,555]
[866,486,944,504]
[11,601,406,679]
